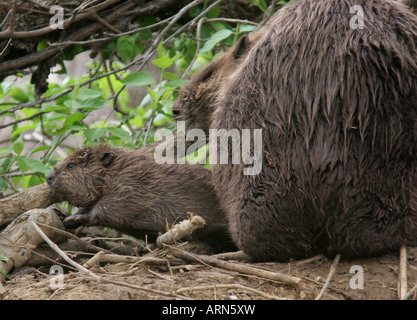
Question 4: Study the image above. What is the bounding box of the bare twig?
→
[211,251,253,261]
[0,0,123,39]
[205,18,259,26]
[181,17,206,79]
[175,283,288,300]
[294,254,326,266]
[83,251,171,269]
[399,245,408,300]
[32,221,188,299]
[403,282,417,300]
[315,253,341,300]
[169,246,302,286]
[32,221,100,280]
[36,222,112,255]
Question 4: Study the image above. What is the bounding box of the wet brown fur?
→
[172,30,265,135]
[46,144,236,252]
[177,0,417,261]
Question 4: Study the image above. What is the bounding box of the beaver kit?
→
[46,144,236,252]
[175,0,417,261]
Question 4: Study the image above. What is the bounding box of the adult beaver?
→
[176,0,417,261]
[46,144,236,252]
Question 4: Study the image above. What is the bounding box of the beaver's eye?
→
[67,163,76,170]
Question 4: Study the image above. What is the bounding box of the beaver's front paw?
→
[63,214,89,229]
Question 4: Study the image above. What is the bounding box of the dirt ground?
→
[1,236,416,301]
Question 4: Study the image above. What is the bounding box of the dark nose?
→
[172,108,181,118]
[46,170,55,185]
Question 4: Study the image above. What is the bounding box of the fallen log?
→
[0,183,58,227]
[0,208,65,282]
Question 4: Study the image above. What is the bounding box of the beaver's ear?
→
[232,34,251,60]
[99,151,114,166]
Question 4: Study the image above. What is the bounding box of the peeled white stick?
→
[156,214,205,248]
[399,245,408,300]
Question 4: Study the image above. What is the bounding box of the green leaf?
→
[167,80,188,88]
[17,156,29,173]
[120,72,156,87]
[117,36,136,63]
[81,98,107,111]
[0,253,8,262]
[37,39,50,52]
[40,104,70,112]
[0,177,7,191]
[147,87,160,101]
[10,124,37,139]
[107,128,130,140]
[27,174,43,188]
[20,158,51,175]
[188,7,200,18]
[64,100,83,110]
[207,5,220,19]
[84,128,106,141]
[152,53,181,69]
[162,71,178,81]
[63,112,85,128]
[0,156,14,173]
[77,89,105,99]
[239,24,257,33]
[13,136,24,155]
[200,29,234,53]
[10,87,29,103]
[152,56,174,69]
[0,147,12,156]
[29,145,50,156]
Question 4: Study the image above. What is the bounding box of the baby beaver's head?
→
[46,145,115,208]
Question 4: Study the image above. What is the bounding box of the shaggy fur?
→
[177,0,417,261]
[46,145,236,252]
[214,0,417,261]
[172,30,265,135]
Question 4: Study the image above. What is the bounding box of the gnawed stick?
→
[295,254,326,266]
[0,183,58,227]
[168,246,302,286]
[0,208,65,282]
[36,222,112,254]
[399,245,408,300]
[403,281,417,300]
[32,222,190,299]
[315,253,341,300]
[175,283,289,300]
[156,214,205,248]
[83,251,176,269]
[32,222,100,281]
[211,250,253,261]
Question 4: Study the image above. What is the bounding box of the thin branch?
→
[399,245,408,300]
[0,0,135,74]
[181,17,206,79]
[32,221,189,299]
[32,221,100,281]
[0,0,123,39]
[36,222,112,255]
[205,18,259,26]
[175,283,288,300]
[169,246,302,286]
[315,253,341,300]
[0,112,46,130]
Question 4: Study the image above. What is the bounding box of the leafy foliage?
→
[0,0,288,195]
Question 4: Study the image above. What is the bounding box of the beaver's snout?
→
[46,170,56,186]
